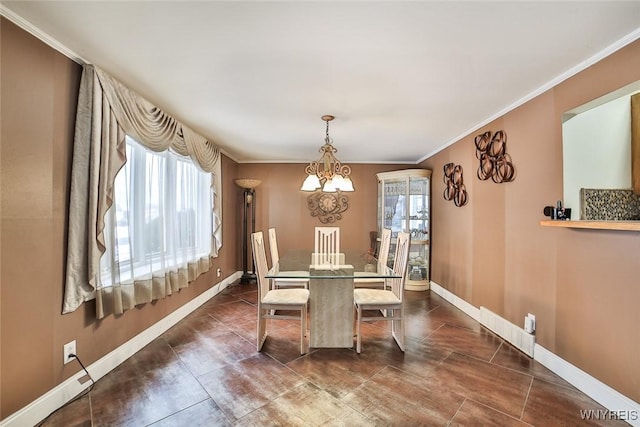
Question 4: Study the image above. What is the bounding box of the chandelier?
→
[300,115,354,192]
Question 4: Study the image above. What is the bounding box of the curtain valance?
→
[93,67,220,172]
[63,64,222,315]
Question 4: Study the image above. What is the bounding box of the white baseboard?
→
[479,306,535,357]
[430,280,640,427]
[430,281,480,321]
[0,272,242,427]
[535,344,640,427]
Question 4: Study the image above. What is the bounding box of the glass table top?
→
[265,249,400,279]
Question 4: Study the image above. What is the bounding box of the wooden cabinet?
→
[377,169,431,291]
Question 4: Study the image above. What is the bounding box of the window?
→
[100,136,212,286]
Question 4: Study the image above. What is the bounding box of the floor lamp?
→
[235,179,262,284]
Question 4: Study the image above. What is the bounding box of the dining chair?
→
[251,231,310,354]
[313,226,340,266]
[354,228,392,289]
[268,228,309,289]
[353,231,411,353]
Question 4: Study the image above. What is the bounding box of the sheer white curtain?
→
[96,137,212,315]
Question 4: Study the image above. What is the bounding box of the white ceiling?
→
[3,1,640,164]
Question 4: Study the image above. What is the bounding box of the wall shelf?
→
[539,220,640,231]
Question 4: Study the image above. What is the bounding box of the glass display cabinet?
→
[377,169,431,291]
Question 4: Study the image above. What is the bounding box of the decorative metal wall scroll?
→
[474,130,516,183]
[307,190,349,223]
[443,163,468,207]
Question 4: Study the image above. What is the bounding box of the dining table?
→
[265,249,400,348]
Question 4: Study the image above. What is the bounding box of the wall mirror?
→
[562,80,640,220]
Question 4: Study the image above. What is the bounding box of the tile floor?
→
[43,282,625,426]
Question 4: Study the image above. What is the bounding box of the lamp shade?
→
[331,174,346,189]
[339,176,355,192]
[322,178,337,193]
[235,179,262,189]
[301,174,321,191]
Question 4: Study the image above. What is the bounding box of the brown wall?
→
[235,163,409,265]
[421,40,640,402]
[3,14,640,422]
[0,19,239,419]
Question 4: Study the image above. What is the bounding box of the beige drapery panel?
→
[63,64,223,316]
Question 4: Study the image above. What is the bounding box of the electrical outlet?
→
[216,268,221,277]
[524,316,533,333]
[524,313,536,334]
[63,340,76,365]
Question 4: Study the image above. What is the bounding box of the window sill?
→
[539,220,640,231]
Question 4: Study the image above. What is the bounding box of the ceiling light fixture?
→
[300,115,354,193]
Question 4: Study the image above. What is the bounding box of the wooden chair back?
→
[313,226,340,265]
[251,231,270,302]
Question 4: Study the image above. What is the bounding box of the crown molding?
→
[1,5,85,64]
[418,26,640,164]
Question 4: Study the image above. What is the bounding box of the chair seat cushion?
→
[263,288,309,305]
[354,289,400,305]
